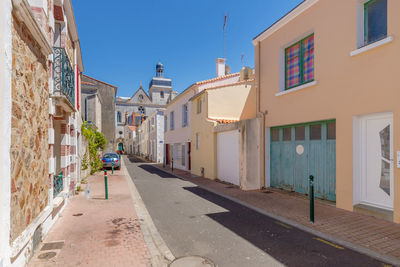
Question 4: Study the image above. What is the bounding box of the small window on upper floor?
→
[197,99,202,114]
[182,104,188,127]
[285,34,314,90]
[160,91,164,98]
[170,111,175,131]
[364,0,387,46]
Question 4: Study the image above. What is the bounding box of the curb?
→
[152,165,400,267]
[122,158,175,267]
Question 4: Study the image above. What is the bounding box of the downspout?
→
[255,41,267,188]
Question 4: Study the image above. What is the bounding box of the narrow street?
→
[124,156,387,267]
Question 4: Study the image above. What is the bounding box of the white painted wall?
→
[217,130,240,186]
[164,89,195,145]
[0,1,12,266]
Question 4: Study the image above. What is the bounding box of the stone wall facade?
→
[81,75,117,152]
[10,15,50,242]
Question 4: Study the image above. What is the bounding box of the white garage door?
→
[217,130,240,186]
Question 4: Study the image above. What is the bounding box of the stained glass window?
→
[285,34,314,89]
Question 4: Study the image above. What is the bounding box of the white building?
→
[164,59,240,171]
[148,110,165,163]
[133,109,165,163]
[124,125,136,155]
[115,62,177,151]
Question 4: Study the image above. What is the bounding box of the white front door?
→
[360,113,393,210]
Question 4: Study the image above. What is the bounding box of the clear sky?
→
[72,0,303,97]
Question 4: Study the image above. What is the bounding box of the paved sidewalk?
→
[28,167,151,267]
[153,163,400,265]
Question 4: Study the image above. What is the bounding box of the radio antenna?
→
[223,14,228,59]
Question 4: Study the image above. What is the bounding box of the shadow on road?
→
[137,164,180,179]
[127,156,146,163]
[182,186,385,267]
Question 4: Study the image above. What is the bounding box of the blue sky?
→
[72,0,303,97]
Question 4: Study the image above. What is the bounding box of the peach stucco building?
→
[253,0,400,222]
[190,69,256,181]
[164,59,241,171]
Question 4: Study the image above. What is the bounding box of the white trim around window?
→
[275,81,317,96]
[350,36,393,57]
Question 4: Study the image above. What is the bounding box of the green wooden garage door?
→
[270,120,336,202]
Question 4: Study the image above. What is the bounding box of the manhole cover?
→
[38,252,57,260]
[73,213,83,216]
[169,256,215,267]
[41,241,64,251]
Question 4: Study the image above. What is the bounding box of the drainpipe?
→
[255,41,266,188]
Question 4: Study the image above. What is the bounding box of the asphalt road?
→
[124,157,388,267]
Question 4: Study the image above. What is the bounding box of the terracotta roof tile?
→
[82,81,95,85]
[195,73,240,85]
[208,118,239,124]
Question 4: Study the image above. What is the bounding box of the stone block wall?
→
[10,15,50,242]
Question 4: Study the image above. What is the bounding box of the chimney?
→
[216,58,226,77]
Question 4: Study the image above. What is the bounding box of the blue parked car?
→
[102,153,121,170]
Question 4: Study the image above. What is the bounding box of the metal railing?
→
[53,170,63,198]
[53,47,75,107]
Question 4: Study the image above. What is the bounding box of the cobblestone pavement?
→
[153,163,400,265]
[28,167,151,267]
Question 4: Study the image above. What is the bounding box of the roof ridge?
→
[195,72,240,85]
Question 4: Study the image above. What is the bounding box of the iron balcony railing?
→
[53,170,63,198]
[53,47,75,107]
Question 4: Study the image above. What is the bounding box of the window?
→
[271,128,280,142]
[160,91,164,98]
[197,98,202,114]
[170,111,174,131]
[364,0,387,45]
[196,133,200,149]
[117,111,121,123]
[182,104,188,127]
[327,122,336,140]
[182,145,185,166]
[285,34,314,90]
[310,124,322,140]
[295,126,305,141]
[138,106,145,115]
[84,97,88,121]
[283,127,291,141]
[164,116,167,132]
